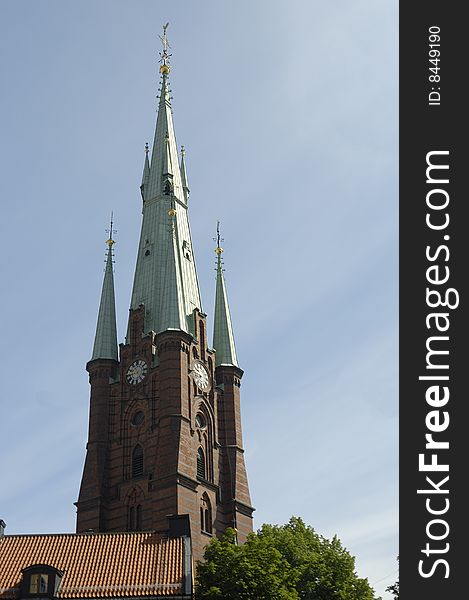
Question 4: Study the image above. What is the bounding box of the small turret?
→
[212,222,239,367]
[90,217,118,362]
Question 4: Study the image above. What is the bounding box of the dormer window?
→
[30,574,48,594]
[21,565,63,598]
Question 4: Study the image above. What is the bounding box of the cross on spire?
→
[91,217,118,362]
[213,222,238,367]
[106,212,116,247]
[214,221,224,255]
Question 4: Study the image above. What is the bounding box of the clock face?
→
[192,360,210,391]
[126,359,148,385]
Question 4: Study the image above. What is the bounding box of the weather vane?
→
[159,22,171,74]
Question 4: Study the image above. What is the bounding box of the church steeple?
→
[78,27,253,560]
[90,219,118,362]
[213,223,239,367]
[128,24,202,337]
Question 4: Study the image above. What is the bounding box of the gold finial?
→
[214,220,224,254]
[145,142,149,155]
[106,212,116,247]
[167,208,177,217]
[159,22,171,74]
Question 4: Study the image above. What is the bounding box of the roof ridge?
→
[1,530,162,539]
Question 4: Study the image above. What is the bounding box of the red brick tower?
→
[75,27,254,562]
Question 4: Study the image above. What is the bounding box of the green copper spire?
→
[128,24,202,338]
[180,145,190,203]
[213,223,239,367]
[158,209,187,331]
[91,218,118,362]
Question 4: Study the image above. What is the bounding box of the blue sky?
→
[0,1,398,597]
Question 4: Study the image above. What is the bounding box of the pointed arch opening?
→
[200,494,212,534]
[128,506,135,531]
[136,504,142,531]
[132,444,144,477]
[197,447,206,480]
[127,503,143,531]
[164,179,173,195]
[195,401,214,482]
[126,487,144,532]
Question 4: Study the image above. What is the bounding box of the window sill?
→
[201,530,213,538]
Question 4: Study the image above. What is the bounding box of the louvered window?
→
[132,445,144,477]
[197,447,206,479]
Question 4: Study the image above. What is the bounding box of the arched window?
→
[128,506,135,531]
[200,494,212,534]
[197,447,206,479]
[195,403,214,483]
[132,444,144,477]
[128,504,143,531]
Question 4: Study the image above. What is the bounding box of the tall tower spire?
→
[213,223,239,367]
[91,216,118,362]
[128,23,201,338]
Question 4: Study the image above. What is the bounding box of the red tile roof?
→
[0,532,189,598]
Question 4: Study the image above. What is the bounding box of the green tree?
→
[195,517,378,600]
[385,557,399,599]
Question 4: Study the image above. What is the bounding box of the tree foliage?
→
[385,557,399,599]
[195,517,378,600]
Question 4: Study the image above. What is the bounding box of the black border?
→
[400,4,466,597]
